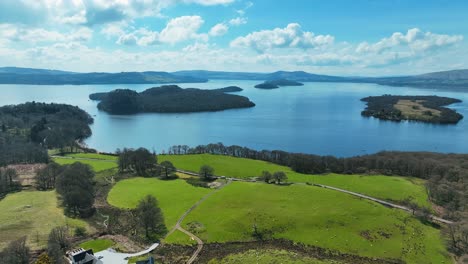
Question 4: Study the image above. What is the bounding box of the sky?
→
[0,0,467,76]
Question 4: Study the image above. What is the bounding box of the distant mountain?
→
[371,69,468,89]
[172,70,345,82]
[0,67,207,85]
[0,67,75,75]
[1,67,468,90]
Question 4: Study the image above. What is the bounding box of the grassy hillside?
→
[174,182,449,264]
[160,154,429,207]
[107,178,212,229]
[0,191,90,249]
[53,156,117,172]
[208,249,344,264]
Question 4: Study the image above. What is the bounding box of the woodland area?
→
[89,85,255,114]
[0,102,93,167]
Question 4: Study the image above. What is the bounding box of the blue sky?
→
[0,0,466,75]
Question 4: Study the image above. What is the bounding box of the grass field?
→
[175,182,449,264]
[159,154,429,207]
[0,191,90,249]
[165,229,197,245]
[53,156,117,172]
[79,238,114,252]
[107,178,212,229]
[64,153,118,160]
[207,249,343,264]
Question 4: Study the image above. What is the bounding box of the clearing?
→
[394,99,441,121]
[107,178,212,229]
[0,191,90,249]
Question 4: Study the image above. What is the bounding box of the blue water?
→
[1,80,467,156]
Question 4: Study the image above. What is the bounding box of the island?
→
[361,95,463,124]
[254,79,304,89]
[89,85,255,114]
[212,86,243,93]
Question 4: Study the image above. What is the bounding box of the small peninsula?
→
[254,79,304,89]
[89,85,255,114]
[361,95,463,124]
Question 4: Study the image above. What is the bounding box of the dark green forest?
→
[89,85,255,114]
[0,102,93,166]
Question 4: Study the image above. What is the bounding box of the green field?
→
[65,153,118,160]
[0,191,90,249]
[207,249,343,264]
[159,154,429,207]
[165,229,197,245]
[107,178,212,229]
[79,238,114,252]
[173,182,448,264]
[53,156,118,172]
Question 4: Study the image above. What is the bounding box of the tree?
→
[159,161,176,179]
[36,163,62,190]
[117,148,157,176]
[56,163,95,217]
[273,171,287,184]
[1,237,30,264]
[136,195,166,239]
[47,226,70,264]
[199,165,214,180]
[260,171,272,183]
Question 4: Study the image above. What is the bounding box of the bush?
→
[74,226,87,237]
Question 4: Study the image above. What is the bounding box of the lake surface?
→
[1,80,467,157]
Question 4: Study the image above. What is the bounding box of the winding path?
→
[165,181,231,264]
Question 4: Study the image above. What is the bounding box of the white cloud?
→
[115,16,207,46]
[230,23,334,52]
[356,28,463,54]
[0,0,235,26]
[229,17,247,26]
[209,23,228,36]
[0,24,92,44]
[101,23,126,38]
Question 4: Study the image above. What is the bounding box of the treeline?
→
[361,95,463,124]
[166,143,467,217]
[89,85,255,114]
[0,102,93,166]
[0,167,20,197]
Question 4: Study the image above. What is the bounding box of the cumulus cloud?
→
[229,17,247,26]
[230,23,334,52]
[356,28,463,54]
[0,24,92,44]
[0,0,235,26]
[114,16,207,46]
[209,23,228,36]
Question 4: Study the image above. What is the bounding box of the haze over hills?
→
[0,67,207,85]
[0,67,467,89]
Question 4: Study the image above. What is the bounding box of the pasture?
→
[159,154,429,207]
[176,182,449,264]
[207,249,343,264]
[0,191,90,249]
[107,178,212,229]
[53,156,117,172]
